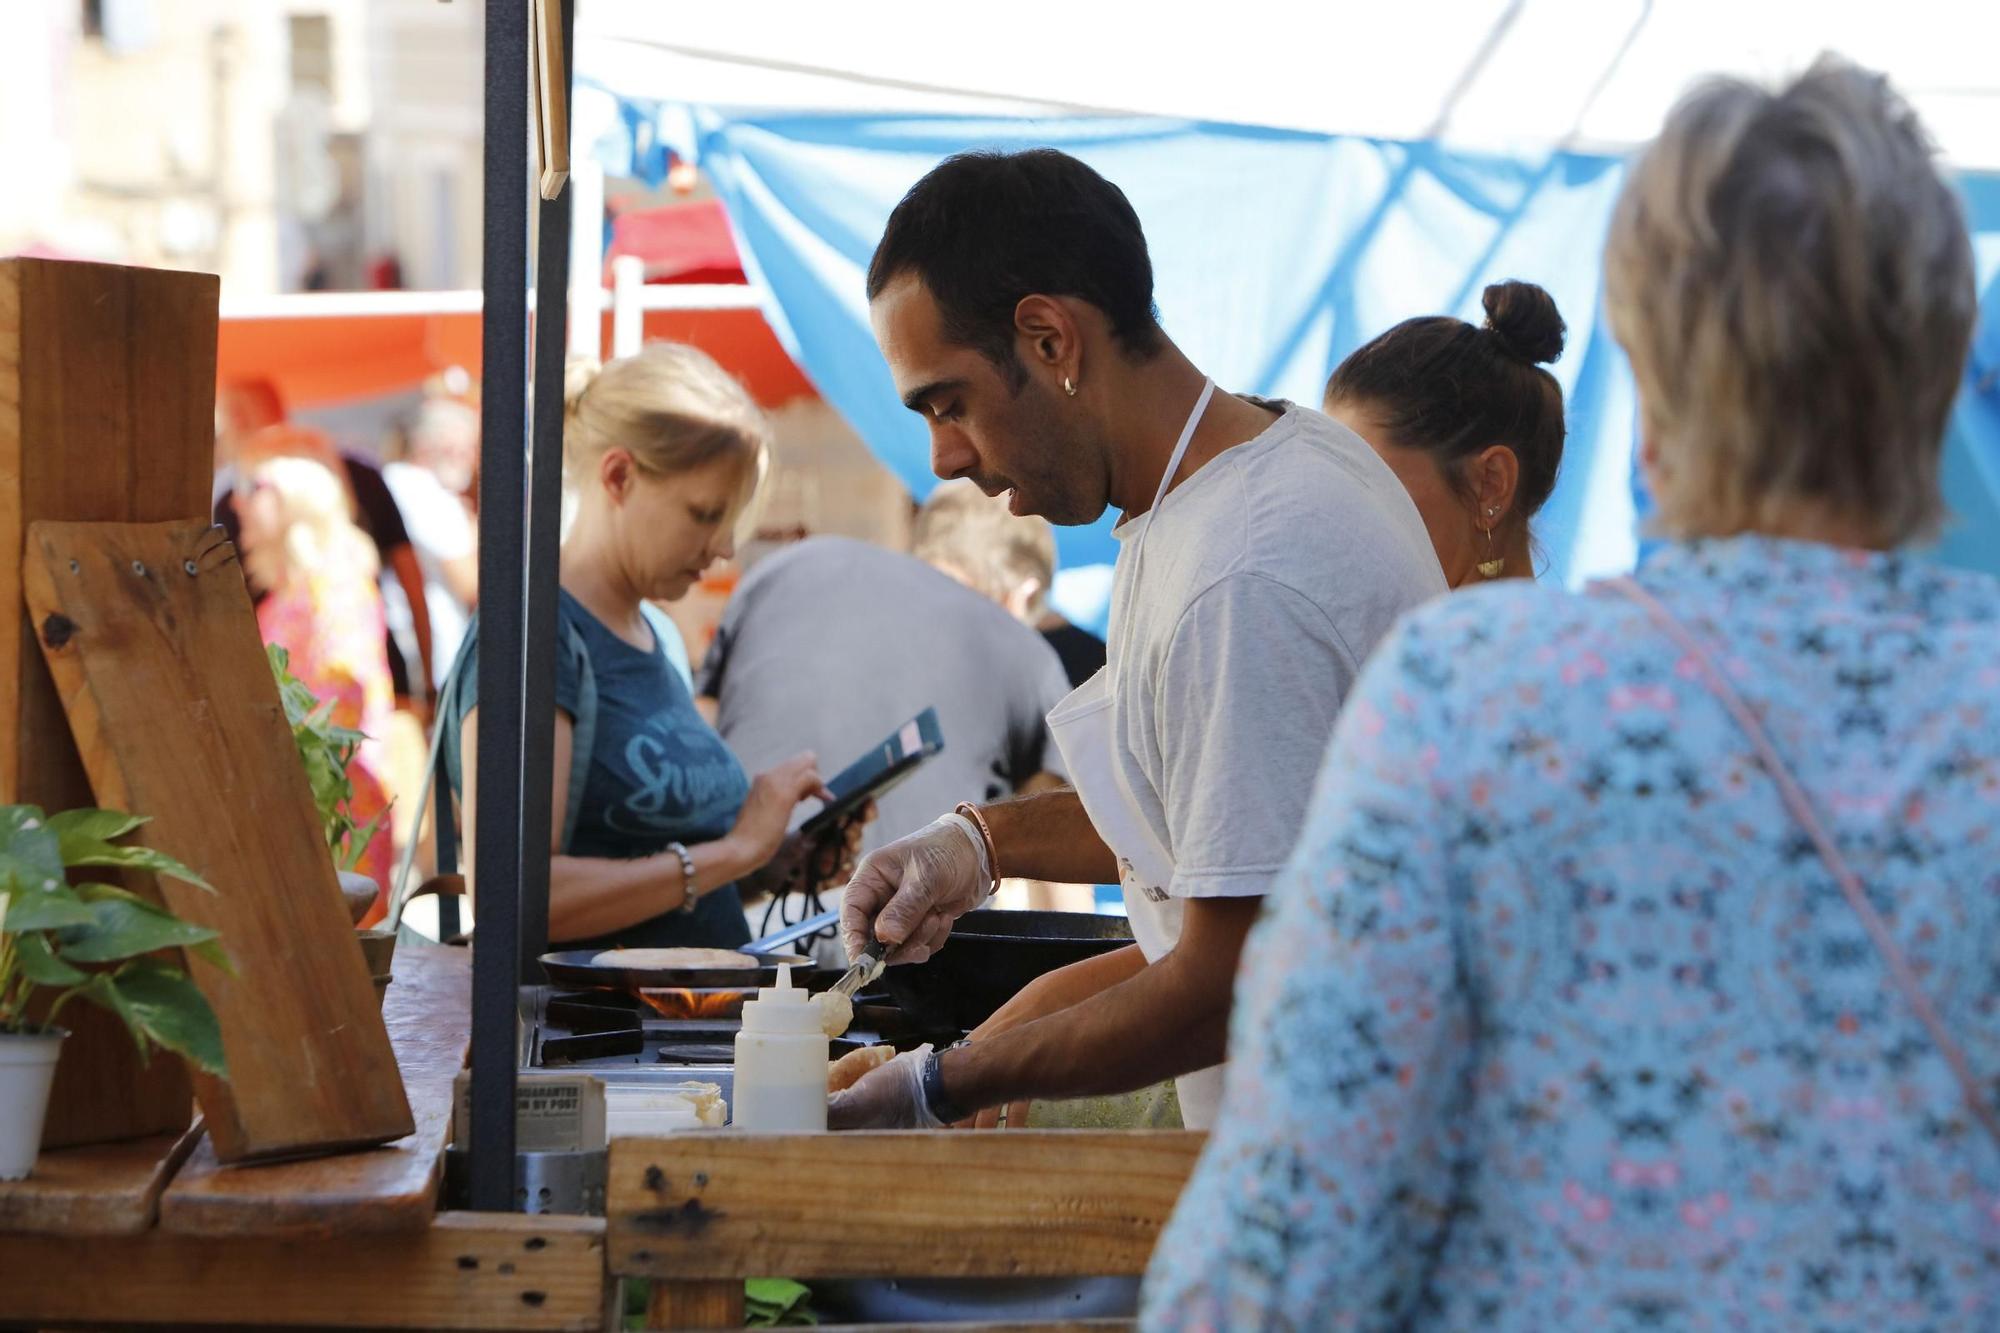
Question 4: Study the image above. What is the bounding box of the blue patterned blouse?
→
[1145,536,2000,1332]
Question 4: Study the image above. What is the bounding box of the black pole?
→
[470,0,531,1215]
[518,0,575,978]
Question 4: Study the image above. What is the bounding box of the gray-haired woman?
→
[1145,58,1998,1332]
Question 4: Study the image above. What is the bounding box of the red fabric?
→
[606,199,748,285]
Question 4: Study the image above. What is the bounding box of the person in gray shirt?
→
[698,485,1072,940]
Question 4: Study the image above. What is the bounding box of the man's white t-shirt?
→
[1105,400,1444,1124]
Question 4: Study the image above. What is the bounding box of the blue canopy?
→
[590,101,2000,634]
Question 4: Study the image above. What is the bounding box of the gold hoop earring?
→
[1476,507,1506,579]
[1062,376,1076,397]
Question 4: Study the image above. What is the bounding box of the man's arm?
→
[937,895,1259,1110]
[978,788,1118,887]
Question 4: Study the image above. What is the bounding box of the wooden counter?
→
[0,944,608,1331]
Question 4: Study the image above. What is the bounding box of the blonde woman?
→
[237,454,397,902]
[443,343,863,951]
[1147,59,1997,1330]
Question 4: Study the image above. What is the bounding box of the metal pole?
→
[470,0,532,1215]
[519,0,575,981]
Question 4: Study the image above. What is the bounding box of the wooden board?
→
[0,257,216,1148]
[608,1131,1205,1281]
[0,1210,606,1330]
[24,518,413,1162]
[161,945,469,1235]
[645,1280,743,1331]
[0,1128,198,1236]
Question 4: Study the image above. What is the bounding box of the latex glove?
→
[827,1045,946,1130]
[838,814,989,965]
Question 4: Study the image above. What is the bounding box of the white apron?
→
[1046,377,1228,1129]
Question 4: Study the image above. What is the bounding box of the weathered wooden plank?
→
[644,1279,743,1331]
[0,1211,606,1330]
[159,945,469,1235]
[0,1127,198,1236]
[608,1132,1204,1281]
[0,257,216,1150]
[26,518,413,1163]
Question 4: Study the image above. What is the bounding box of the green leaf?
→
[107,960,227,1077]
[13,932,86,986]
[0,806,67,900]
[1,882,95,931]
[46,809,148,862]
[188,937,238,977]
[65,843,214,893]
[59,896,221,964]
[63,969,154,1059]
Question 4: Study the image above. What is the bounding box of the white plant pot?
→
[0,1028,66,1180]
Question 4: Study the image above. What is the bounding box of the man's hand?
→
[838,816,988,964]
[827,1046,946,1130]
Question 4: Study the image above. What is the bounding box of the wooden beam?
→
[160,946,469,1236]
[0,1128,197,1236]
[0,1211,606,1330]
[643,1279,742,1331]
[607,1132,1204,1281]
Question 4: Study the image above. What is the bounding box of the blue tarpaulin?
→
[590,101,2000,634]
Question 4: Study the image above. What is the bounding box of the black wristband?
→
[921,1044,973,1125]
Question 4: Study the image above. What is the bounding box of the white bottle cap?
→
[739,962,823,1035]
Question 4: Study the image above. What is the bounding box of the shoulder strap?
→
[1601,575,2000,1149]
[388,611,595,928]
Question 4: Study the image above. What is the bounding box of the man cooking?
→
[829,148,1444,1131]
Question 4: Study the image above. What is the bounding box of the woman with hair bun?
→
[1322,279,1568,586]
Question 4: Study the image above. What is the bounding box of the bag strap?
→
[385,614,595,927]
[1602,575,2000,1148]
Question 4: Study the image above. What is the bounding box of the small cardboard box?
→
[452,1070,607,1151]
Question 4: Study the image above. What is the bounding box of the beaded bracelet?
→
[665,841,700,914]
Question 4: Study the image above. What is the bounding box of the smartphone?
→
[797,707,945,840]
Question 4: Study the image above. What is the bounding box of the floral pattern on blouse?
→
[1144,536,2000,1333]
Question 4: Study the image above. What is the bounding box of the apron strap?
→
[1602,575,2000,1149]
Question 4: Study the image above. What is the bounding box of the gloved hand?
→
[838,814,990,965]
[827,1044,946,1130]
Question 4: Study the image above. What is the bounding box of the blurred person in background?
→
[235,454,396,906]
[382,397,480,690]
[441,343,868,952]
[699,480,1074,948]
[1147,58,1998,1330]
[214,377,437,715]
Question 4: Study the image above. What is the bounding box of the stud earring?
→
[1477,508,1506,579]
[1062,376,1076,397]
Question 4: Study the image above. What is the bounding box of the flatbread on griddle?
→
[589,947,759,971]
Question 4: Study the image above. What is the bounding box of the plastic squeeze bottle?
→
[731,964,829,1132]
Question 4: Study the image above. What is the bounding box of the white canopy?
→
[579,0,2000,170]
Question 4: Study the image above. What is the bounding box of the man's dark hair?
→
[866,149,1164,384]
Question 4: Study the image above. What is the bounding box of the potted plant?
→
[0,805,226,1179]
[268,646,387,923]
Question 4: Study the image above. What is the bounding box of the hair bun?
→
[563,356,603,416]
[1481,280,1566,365]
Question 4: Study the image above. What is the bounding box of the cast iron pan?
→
[879,910,1134,1034]
[538,948,823,991]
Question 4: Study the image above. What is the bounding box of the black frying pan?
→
[879,910,1135,1034]
[538,948,822,991]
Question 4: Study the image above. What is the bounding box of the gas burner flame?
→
[638,988,750,1020]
